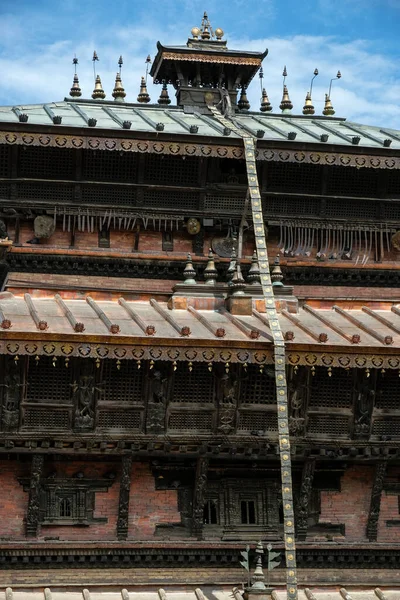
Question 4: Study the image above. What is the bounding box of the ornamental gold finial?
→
[280,84,293,113]
[112,72,126,102]
[137,76,150,103]
[260,88,272,112]
[158,80,171,105]
[201,11,211,39]
[191,11,222,41]
[302,92,315,115]
[323,93,335,116]
[69,56,82,97]
[92,75,106,100]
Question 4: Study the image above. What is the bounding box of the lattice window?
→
[168,412,213,430]
[17,182,74,202]
[101,360,144,402]
[22,407,70,430]
[262,196,319,217]
[266,163,322,194]
[310,368,352,408]
[97,409,142,430]
[324,199,376,219]
[240,368,275,404]
[307,415,350,437]
[82,149,138,183]
[0,145,10,178]
[144,155,199,186]
[327,165,379,197]
[237,411,277,431]
[171,365,214,403]
[18,147,75,179]
[26,357,73,404]
[81,184,136,206]
[204,195,246,214]
[387,171,400,198]
[0,183,10,199]
[372,419,400,438]
[143,190,199,210]
[384,203,400,220]
[375,372,400,410]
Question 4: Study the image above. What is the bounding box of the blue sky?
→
[0,0,399,128]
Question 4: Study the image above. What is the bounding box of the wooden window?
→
[203,500,218,525]
[240,500,256,524]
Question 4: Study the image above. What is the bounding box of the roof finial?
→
[158,80,171,105]
[201,11,212,39]
[69,56,82,98]
[323,93,335,116]
[92,75,106,100]
[92,50,99,82]
[247,250,261,285]
[112,73,126,102]
[204,249,218,285]
[303,68,318,115]
[226,247,237,282]
[280,67,293,113]
[229,262,246,296]
[238,86,250,111]
[271,255,284,287]
[183,253,197,285]
[260,88,272,112]
[137,76,150,103]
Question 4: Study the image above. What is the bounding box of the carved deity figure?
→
[147,370,168,433]
[288,370,307,436]
[72,362,99,431]
[217,87,232,118]
[1,365,24,430]
[0,219,9,240]
[221,372,237,404]
[354,376,375,436]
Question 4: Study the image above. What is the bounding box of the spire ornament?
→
[226,247,237,282]
[229,263,246,296]
[112,72,126,102]
[280,66,293,113]
[69,57,82,98]
[238,86,250,111]
[158,81,171,105]
[271,255,284,287]
[260,88,272,112]
[183,254,197,285]
[137,76,150,103]
[302,92,315,115]
[204,249,218,285]
[247,251,261,285]
[92,75,106,100]
[323,93,335,116]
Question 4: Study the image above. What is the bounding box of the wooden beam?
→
[192,457,208,540]
[118,298,155,335]
[150,298,190,336]
[340,589,353,600]
[86,296,120,334]
[296,458,316,541]
[374,589,389,600]
[333,305,393,345]
[303,304,360,344]
[188,305,225,338]
[304,590,317,600]
[282,309,328,343]
[219,308,260,340]
[117,455,133,541]
[26,454,44,537]
[253,309,287,342]
[54,294,85,332]
[24,293,48,331]
[362,306,400,335]
[367,461,387,541]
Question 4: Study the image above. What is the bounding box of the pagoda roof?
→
[0,100,399,151]
[1,290,400,352]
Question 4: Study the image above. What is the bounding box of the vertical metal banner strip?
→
[208,105,298,600]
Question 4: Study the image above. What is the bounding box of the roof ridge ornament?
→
[92,74,106,100]
[303,68,318,115]
[323,70,341,116]
[113,57,126,102]
[280,67,293,113]
[190,11,224,41]
[69,56,82,98]
[137,76,150,103]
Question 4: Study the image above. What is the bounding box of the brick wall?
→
[0,459,179,541]
[378,466,400,542]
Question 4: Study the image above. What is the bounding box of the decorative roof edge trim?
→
[0,130,398,169]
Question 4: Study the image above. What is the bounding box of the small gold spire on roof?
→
[302,91,315,115]
[92,75,106,100]
[112,72,126,102]
[260,88,272,112]
[158,80,171,105]
[323,93,335,116]
[201,11,211,39]
[238,86,250,111]
[280,84,293,112]
[137,76,150,103]
[70,74,82,98]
